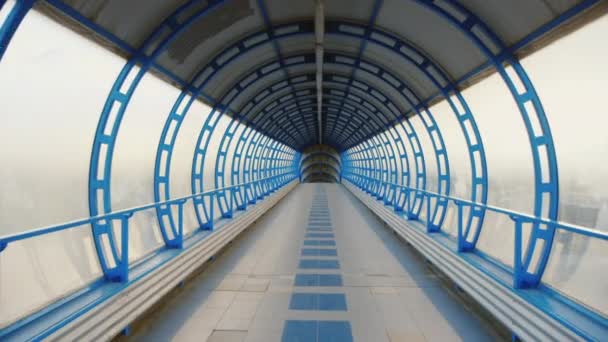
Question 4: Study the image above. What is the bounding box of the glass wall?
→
[522,15,608,315]
[344,13,608,316]
[0,10,121,328]
[0,9,298,328]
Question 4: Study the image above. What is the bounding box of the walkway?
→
[123,184,499,341]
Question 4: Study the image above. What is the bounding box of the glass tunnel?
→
[0,0,607,341]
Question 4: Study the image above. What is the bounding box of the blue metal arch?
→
[232,127,261,206]
[257,92,382,143]
[302,171,340,183]
[229,67,409,154]
[88,0,228,281]
[301,164,341,180]
[403,0,558,287]
[243,131,264,203]
[151,21,320,237]
[243,69,426,215]
[300,152,341,170]
[249,85,424,212]
[145,17,445,156]
[0,0,35,61]
[322,20,486,245]
[5,0,550,288]
[252,135,271,200]
[152,28,442,224]
[210,45,436,218]
[251,91,399,152]
[301,163,341,183]
[265,108,365,149]
[167,60,310,226]
[301,158,341,172]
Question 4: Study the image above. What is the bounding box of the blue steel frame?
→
[222,38,460,224]
[204,51,428,214]
[301,163,341,181]
[212,46,312,216]
[299,145,342,183]
[387,1,558,287]
[301,153,340,167]
[88,0,309,281]
[302,171,339,183]
[88,0,229,281]
[0,173,297,339]
[254,93,424,215]
[244,74,429,209]
[407,0,559,289]
[0,0,35,61]
[320,21,488,244]
[154,27,309,233]
[323,22,476,235]
[233,127,260,207]
[3,0,603,337]
[210,76,395,202]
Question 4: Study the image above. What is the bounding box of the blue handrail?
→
[345,173,608,288]
[0,174,295,256]
[346,174,608,241]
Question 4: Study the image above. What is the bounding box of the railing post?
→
[394,185,405,213]
[203,193,214,230]
[222,188,233,219]
[237,185,247,210]
[175,201,185,248]
[456,201,465,252]
[406,191,419,221]
[384,183,394,206]
[118,214,132,282]
[512,216,525,289]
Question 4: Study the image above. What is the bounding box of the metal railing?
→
[343,173,608,288]
[0,173,297,282]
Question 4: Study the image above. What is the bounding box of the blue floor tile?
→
[294,274,343,286]
[318,321,353,342]
[282,320,316,342]
[282,321,353,342]
[304,240,336,246]
[289,293,347,311]
[318,274,343,286]
[318,294,347,310]
[301,248,337,256]
[299,259,340,269]
[294,274,319,286]
[290,293,318,310]
[306,233,334,238]
[307,226,332,230]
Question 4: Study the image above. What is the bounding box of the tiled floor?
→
[123,184,500,342]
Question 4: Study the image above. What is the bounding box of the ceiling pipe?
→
[315,0,324,144]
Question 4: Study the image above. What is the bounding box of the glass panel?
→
[224,122,246,187]
[463,70,535,266]
[430,100,472,237]
[522,15,608,315]
[171,101,212,234]
[410,116,437,221]
[0,11,124,234]
[111,73,181,260]
[0,11,118,327]
[393,123,414,186]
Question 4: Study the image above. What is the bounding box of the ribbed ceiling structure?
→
[2,1,608,340]
[41,0,586,151]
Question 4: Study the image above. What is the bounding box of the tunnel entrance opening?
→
[299,144,341,183]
